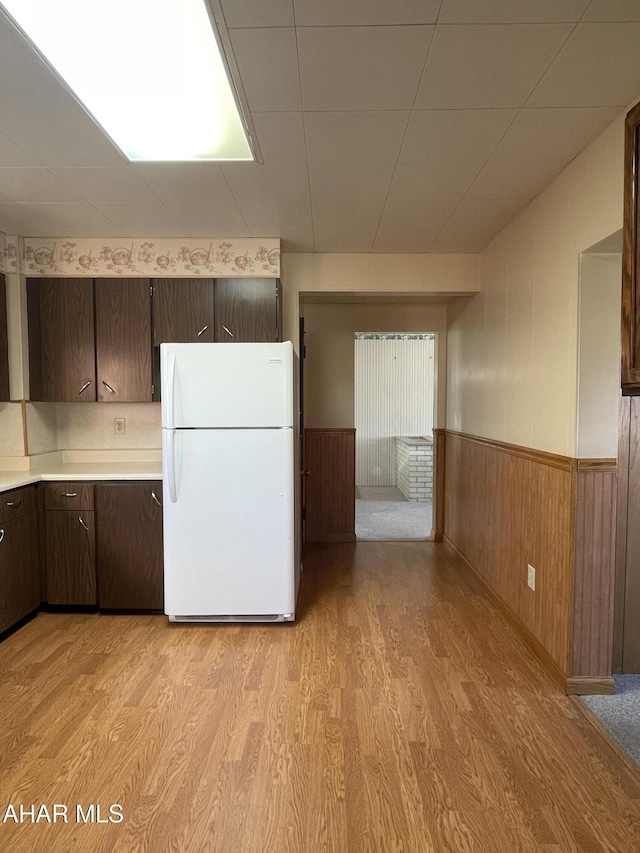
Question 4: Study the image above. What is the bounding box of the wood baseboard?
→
[565,676,615,695]
[443,535,567,691]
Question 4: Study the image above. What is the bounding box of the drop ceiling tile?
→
[251,112,307,169]
[48,167,161,204]
[468,107,621,201]
[0,168,80,202]
[304,112,410,165]
[298,26,434,111]
[309,164,394,252]
[372,165,470,253]
[583,1,640,21]
[439,0,590,23]
[0,131,40,167]
[222,163,314,251]
[93,203,188,237]
[0,33,82,115]
[414,24,573,109]
[527,23,640,107]
[0,108,124,167]
[399,108,516,164]
[0,202,123,237]
[0,10,14,31]
[133,164,250,235]
[293,0,440,26]
[429,194,529,252]
[219,0,294,28]
[229,28,301,111]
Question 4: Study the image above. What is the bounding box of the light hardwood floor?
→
[1,541,639,852]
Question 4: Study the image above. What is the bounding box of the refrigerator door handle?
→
[166,429,178,503]
[165,352,177,429]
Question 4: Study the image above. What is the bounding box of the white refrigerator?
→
[160,341,300,622]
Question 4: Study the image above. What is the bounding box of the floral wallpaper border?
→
[0,233,18,274]
[15,237,280,277]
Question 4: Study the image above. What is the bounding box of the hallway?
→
[0,541,639,852]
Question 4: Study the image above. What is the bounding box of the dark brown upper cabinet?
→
[95,278,152,402]
[27,277,96,402]
[28,277,152,403]
[622,101,640,393]
[152,278,215,344]
[214,278,280,343]
[0,273,9,401]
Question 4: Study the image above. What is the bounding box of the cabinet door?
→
[0,513,41,633]
[623,101,640,392]
[0,274,9,401]
[153,279,214,344]
[215,278,279,342]
[95,482,163,610]
[28,277,96,402]
[45,511,96,605]
[95,278,152,402]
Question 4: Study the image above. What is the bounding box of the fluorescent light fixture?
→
[0,0,254,161]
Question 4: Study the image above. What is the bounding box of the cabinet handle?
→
[222,325,234,338]
[6,498,22,508]
[64,493,78,498]
[78,380,92,395]
[0,529,4,544]
[102,381,116,394]
[151,491,162,507]
[197,324,209,337]
[303,470,311,476]
[78,516,90,532]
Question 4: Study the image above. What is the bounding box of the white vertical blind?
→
[354,334,435,486]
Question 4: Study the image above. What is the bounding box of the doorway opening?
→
[354,332,436,540]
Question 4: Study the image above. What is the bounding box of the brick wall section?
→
[395,437,433,501]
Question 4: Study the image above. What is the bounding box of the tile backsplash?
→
[25,402,57,455]
[55,403,161,450]
[0,402,24,457]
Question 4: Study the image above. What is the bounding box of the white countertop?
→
[0,453,162,493]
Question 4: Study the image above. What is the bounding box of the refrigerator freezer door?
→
[162,427,296,618]
[161,342,294,429]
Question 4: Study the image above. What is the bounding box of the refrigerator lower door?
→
[162,427,296,621]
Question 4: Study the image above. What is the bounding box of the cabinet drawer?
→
[0,485,37,524]
[44,483,94,511]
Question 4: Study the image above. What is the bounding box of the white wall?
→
[355,335,435,485]
[577,253,622,458]
[447,111,626,457]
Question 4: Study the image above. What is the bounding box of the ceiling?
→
[0,0,639,254]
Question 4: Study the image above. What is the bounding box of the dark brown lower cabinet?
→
[304,428,356,543]
[95,482,163,610]
[0,512,41,633]
[45,511,97,605]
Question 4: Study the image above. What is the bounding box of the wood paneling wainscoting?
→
[304,428,355,543]
[443,431,616,694]
[433,428,446,542]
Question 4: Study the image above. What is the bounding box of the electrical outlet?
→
[527,563,536,591]
[114,418,126,435]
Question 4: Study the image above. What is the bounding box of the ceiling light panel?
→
[0,0,254,161]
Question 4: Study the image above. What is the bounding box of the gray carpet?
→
[581,676,640,767]
[356,486,432,540]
